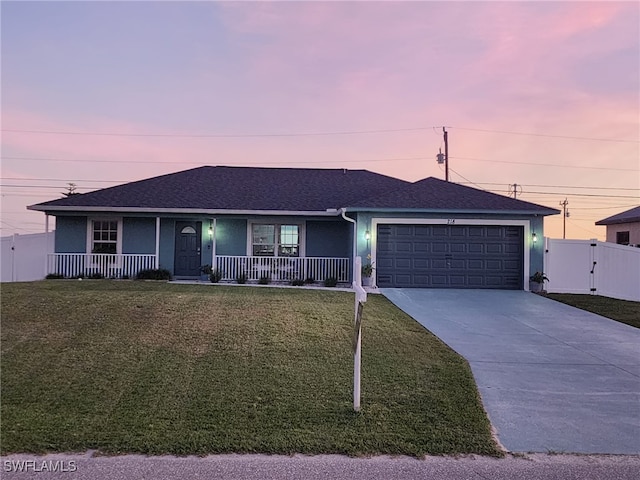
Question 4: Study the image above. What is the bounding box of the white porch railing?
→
[215,255,350,282]
[47,253,157,279]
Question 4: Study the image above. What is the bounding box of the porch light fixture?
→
[364,230,371,241]
[532,232,538,243]
[208,223,214,236]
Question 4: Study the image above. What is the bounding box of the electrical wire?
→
[452,127,639,143]
[0,155,428,166]
[1,127,430,138]
[450,156,639,172]
[3,125,638,142]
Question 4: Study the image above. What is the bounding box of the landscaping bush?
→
[136,269,172,280]
[304,277,315,285]
[209,269,223,283]
[258,275,270,285]
[324,277,338,288]
[45,273,65,280]
[290,279,305,286]
[236,272,248,284]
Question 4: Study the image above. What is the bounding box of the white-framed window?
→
[87,218,122,254]
[251,223,301,257]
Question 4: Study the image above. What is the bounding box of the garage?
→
[376,224,524,289]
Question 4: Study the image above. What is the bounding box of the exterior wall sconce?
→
[532,232,538,243]
[208,222,214,236]
[364,230,371,241]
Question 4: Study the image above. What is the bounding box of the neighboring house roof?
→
[595,206,640,225]
[28,165,559,215]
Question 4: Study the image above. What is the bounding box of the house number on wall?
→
[447,219,456,225]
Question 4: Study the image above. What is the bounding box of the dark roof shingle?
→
[30,165,559,215]
[354,177,559,213]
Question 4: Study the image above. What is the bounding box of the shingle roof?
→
[31,166,407,211]
[29,165,559,215]
[354,177,559,213]
[595,206,640,225]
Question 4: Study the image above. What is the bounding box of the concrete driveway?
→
[381,289,640,454]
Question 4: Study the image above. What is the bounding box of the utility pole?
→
[560,198,569,239]
[443,127,449,182]
[509,183,522,199]
[436,127,449,182]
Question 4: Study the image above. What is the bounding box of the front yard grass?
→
[1,281,500,457]
[544,294,640,329]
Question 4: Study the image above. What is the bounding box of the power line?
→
[1,177,123,183]
[3,125,638,143]
[448,167,487,191]
[451,156,639,172]
[452,127,639,143]
[0,184,93,190]
[4,153,637,173]
[570,204,639,210]
[0,155,428,166]
[491,190,638,199]
[0,184,94,189]
[457,181,639,192]
[522,191,638,199]
[0,127,430,138]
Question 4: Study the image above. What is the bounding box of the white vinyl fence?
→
[1,232,54,282]
[544,238,640,302]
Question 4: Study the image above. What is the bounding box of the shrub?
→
[45,273,64,280]
[258,275,270,285]
[291,278,305,286]
[236,272,248,284]
[136,269,172,280]
[209,269,223,283]
[88,272,105,280]
[304,276,315,284]
[324,277,338,288]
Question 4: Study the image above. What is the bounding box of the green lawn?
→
[544,294,640,329]
[1,281,500,457]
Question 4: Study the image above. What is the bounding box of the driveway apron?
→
[381,289,640,454]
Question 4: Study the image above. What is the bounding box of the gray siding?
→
[529,216,544,276]
[216,219,247,256]
[158,219,175,272]
[122,218,156,254]
[306,221,350,258]
[55,216,87,253]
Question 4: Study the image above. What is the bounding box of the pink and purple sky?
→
[2,1,638,240]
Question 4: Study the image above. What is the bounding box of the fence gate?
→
[544,238,640,302]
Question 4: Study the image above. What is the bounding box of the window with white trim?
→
[252,224,300,257]
[91,220,119,254]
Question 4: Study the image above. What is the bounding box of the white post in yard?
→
[155,217,161,269]
[353,256,367,412]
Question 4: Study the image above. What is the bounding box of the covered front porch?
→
[215,255,350,283]
[46,253,350,283]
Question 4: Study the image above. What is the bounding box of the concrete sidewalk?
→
[1,452,639,480]
[381,289,640,454]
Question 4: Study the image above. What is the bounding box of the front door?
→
[174,221,202,276]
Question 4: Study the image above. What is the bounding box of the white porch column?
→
[211,218,217,270]
[155,217,161,269]
[44,214,50,277]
